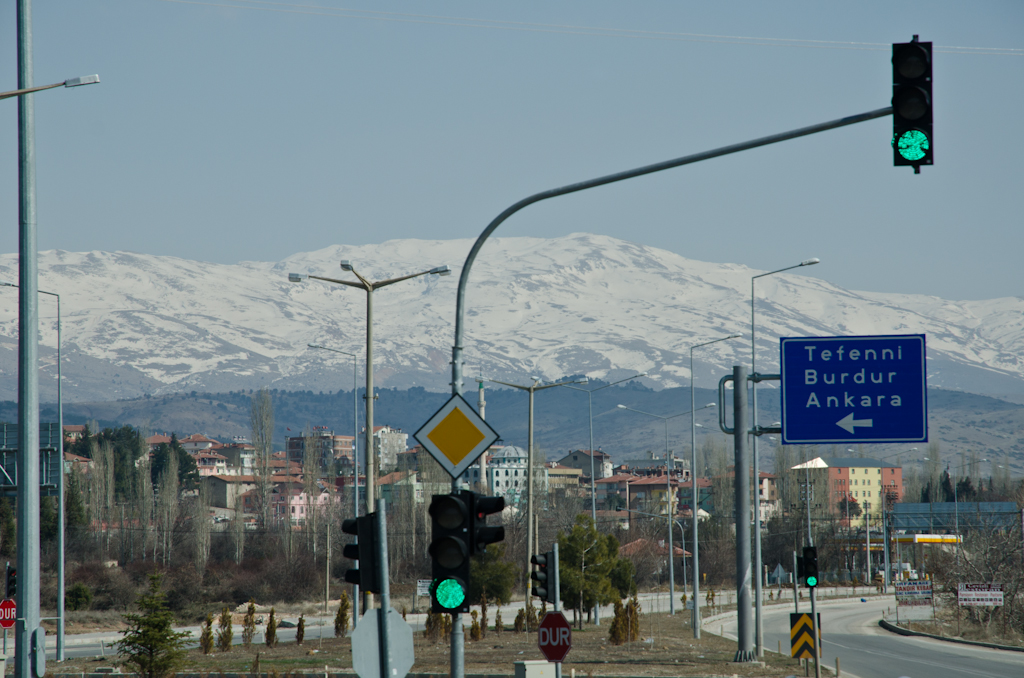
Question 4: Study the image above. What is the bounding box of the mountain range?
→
[1,233,1023,404]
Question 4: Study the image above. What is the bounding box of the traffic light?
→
[892,36,933,172]
[469,493,505,554]
[530,550,556,604]
[341,513,380,593]
[803,546,819,588]
[5,564,15,599]
[429,492,471,613]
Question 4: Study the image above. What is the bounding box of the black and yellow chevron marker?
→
[790,612,820,659]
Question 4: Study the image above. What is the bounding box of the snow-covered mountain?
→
[1,233,1022,402]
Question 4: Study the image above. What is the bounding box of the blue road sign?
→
[780,334,927,444]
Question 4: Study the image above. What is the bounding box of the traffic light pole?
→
[553,542,561,678]
[375,499,392,678]
[450,479,464,678]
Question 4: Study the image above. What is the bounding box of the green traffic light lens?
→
[895,129,929,161]
[434,578,466,609]
[807,576,818,588]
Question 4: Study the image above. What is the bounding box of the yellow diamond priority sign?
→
[414,394,499,479]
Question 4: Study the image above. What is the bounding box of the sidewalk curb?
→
[877,618,1024,653]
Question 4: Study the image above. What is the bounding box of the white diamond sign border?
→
[413,393,499,479]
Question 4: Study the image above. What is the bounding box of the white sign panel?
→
[895,581,933,606]
[416,579,431,597]
[958,583,1004,607]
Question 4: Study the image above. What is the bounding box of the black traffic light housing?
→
[892,36,933,172]
[429,492,471,613]
[341,513,380,594]
[5,564,15,599]
[803,546,819,588]
[470,493,505,554]
[530,550,556,604]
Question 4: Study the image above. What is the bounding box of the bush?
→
[217,606,233,652]
[513,608,526,633]
[200,614,214,654]
[494,608,503,634]
[335,593,350,637]
[469,611,481,641]
[66,582,93,611]
[242,599,256,647]
[296,615,305,645]
[265,607,278,647]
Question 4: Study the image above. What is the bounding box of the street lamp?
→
[751,257,818,655]
[487,376,587,618]
[6,33,100,675]
[306,343,361,626]
[0,74,99,101]
[689,334,740,637]
[288,262,450,515]
[557,372,648,520]
[616,402,716,615]
[0,280,65,658]
[558,371,646,626]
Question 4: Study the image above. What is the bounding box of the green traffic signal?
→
[895,129,930,162]
[433,578,466,609]
[806,575,818,588]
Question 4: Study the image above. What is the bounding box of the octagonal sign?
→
[538,612,571,663]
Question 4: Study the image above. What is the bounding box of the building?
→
[544,463,584,496]
[369,425,408,472]
[557,450,613,480]
[63,424,86,442]
[286,427,355,468]
[193,450,229,477]
[218,442,255,475]
[179,433,221,453]
[792,456,904,528]
[483,445,546,505]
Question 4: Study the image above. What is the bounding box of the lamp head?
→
[430,265,452,276]
[340,260,353,271]
[577,377,589,385]
[637,372,648,377]
[288,273,308,283]
[64,74,100,87]
[0,279,16,288]
[705,402,716,408]
[800,258,821,267]
[616,404,627,410]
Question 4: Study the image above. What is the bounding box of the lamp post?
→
[689,334,740,637]
[288,263,450,515]
[616,402,716,615]
[8,11,99,670]
[306,343,360,626]
[942,459,984,567]
[558,373,648,520]
[558,371,646,626]
[751,257,818,655]
[0,280,64,659]
[487,376,588,618]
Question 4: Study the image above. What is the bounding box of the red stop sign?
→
[537,611,571,662]
[0,598,15,629]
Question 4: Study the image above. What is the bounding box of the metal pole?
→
[792,551,800,614]
[883,501,890,594]
[54,293,64,661]
[450,107,894,412]
[375,499,392,678]
[16,0,42,675]
[750,278,763,657]
[449,477,464,678]
[690,349,700,638]
[732,366,754,662]
[526,386,535,627]
[365,288,375,515]
[810,586,821,678]
[587,391,598,626]
[352,354,360,627]
[553,542,562,678]
[865,518,871,582]
[665,420,675,615]
[806,467,813,547]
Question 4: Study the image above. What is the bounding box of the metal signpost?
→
[780,334,928,444]
[537,543,569,673]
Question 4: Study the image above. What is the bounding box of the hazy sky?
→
[2,1,1021,301]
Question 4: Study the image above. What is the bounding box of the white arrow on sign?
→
[836,413,873,434]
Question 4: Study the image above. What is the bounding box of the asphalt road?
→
[717,597,1024,678]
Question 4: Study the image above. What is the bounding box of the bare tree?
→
[192,482,212,576]
[302,423,319,557]
[250,388,275,530]
[158,452,179,566]
[231,495,246,564]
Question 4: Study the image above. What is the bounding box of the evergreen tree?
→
[217,606,233,652]
[40,497,58,542]
[200,614,214,654]
[242,599,257,647]
[0,498,15,558]
[335,593,350,637]
[296,615,305,645]
[265,608,278,647]
[116,574,190,678]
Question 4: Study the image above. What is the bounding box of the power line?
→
[148,0,1023,56]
